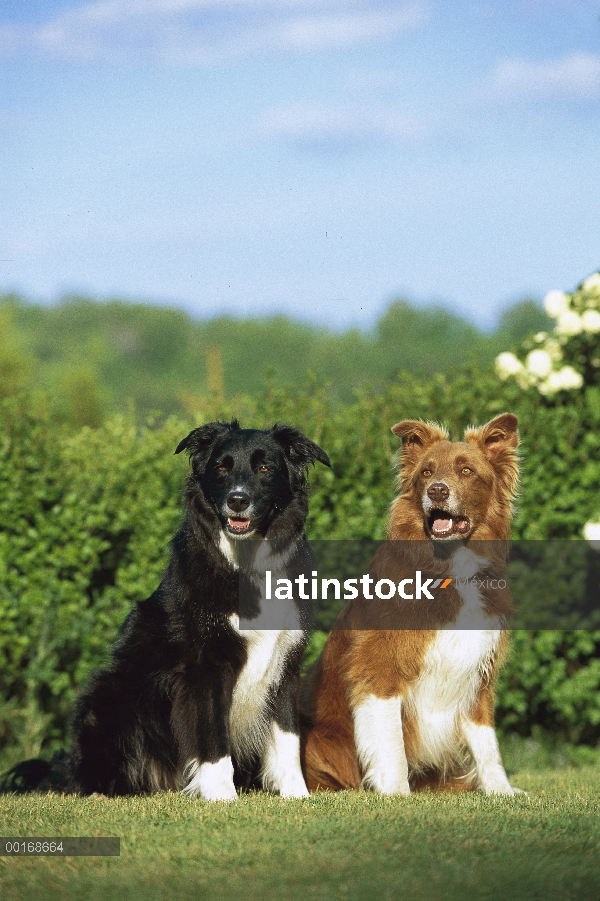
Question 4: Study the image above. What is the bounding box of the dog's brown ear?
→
[391,421,449,489]
[391,420,448,462]
[464,413,519,454]
[465,413,519,494]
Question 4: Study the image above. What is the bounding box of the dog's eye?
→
[422,469,432,478]
[259,465,269,473]
[461,467,472,475]
[216,464,227,472]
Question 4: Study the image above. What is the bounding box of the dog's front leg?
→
[461,684,517,796]
[352,694,410,795]
[182,756,237,802]
[461,682,520,796]
[261,723,310,798]
[260,674,309,798]
[174,675,238,802]
[462,718,517,796]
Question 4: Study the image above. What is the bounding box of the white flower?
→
[583,273,600,295]
[544,290,570,318]
[495,352,524,380]
[555,310,583,336]
[583,520,600,550]
[539,366,584,394]
[582,309,600,333]
[525,349,552,379]
[558,365,584,390]
[533,332,547,343]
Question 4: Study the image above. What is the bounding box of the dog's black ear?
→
[270,424,331,470]
[175,420,237,458]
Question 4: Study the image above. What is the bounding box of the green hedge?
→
[0,402,188,766]
[1,369,600,769]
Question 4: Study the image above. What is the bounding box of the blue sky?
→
[1,0,599,329]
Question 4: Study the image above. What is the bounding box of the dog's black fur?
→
[3,419,330,799]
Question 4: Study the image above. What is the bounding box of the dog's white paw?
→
[278,776,310,799]
[279,779,310,798]
[182,757,238,802]
[353,694,410,796]
[362,772,411,796]
[480,774,519,796]
[463,723,520,798]
[261,724,310,798]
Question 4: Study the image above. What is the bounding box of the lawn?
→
[1,768,599,901]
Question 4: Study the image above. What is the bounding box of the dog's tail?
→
[0,750,73,794]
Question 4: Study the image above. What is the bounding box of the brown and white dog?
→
[301,413,520,796]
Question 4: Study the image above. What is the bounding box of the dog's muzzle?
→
[225,490,256,536]
[426,508,471,539]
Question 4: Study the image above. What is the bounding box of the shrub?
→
[1,340,600,767]
[496,631,600,744]
[0,403,188,766]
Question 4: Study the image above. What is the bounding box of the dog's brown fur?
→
[301,414,519,795]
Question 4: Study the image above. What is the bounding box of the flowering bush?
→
[495,272,600,396]
[495,270,600,542]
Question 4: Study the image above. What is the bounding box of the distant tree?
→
[0,301,33,398]
[0,292,549,424]
[496,299,552,347]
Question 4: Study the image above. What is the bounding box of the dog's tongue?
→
[228,518,250,531]
[431,516,470,536]
[432,517,453,536]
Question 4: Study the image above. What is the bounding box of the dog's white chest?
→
[415,629,500,707]
[408,629,500,768]
[228,616,303,760]
[407,554,502,768]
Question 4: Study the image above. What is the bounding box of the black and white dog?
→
[7,419,330,800]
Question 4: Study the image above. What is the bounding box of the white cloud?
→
[254,8,426,53]
[0,1,427,64]
[259,100,425,146]
[491,53,600,100]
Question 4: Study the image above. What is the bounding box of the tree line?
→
[0,293,549,427]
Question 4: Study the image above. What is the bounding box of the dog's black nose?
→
[227,491,251,513]
[427,482,449,503]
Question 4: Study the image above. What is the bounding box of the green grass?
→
[1,768,600,901]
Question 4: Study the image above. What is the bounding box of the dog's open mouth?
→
[428,509,471,539]
[226,517,254,536]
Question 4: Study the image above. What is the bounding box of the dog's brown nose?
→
[427,482,449,503]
